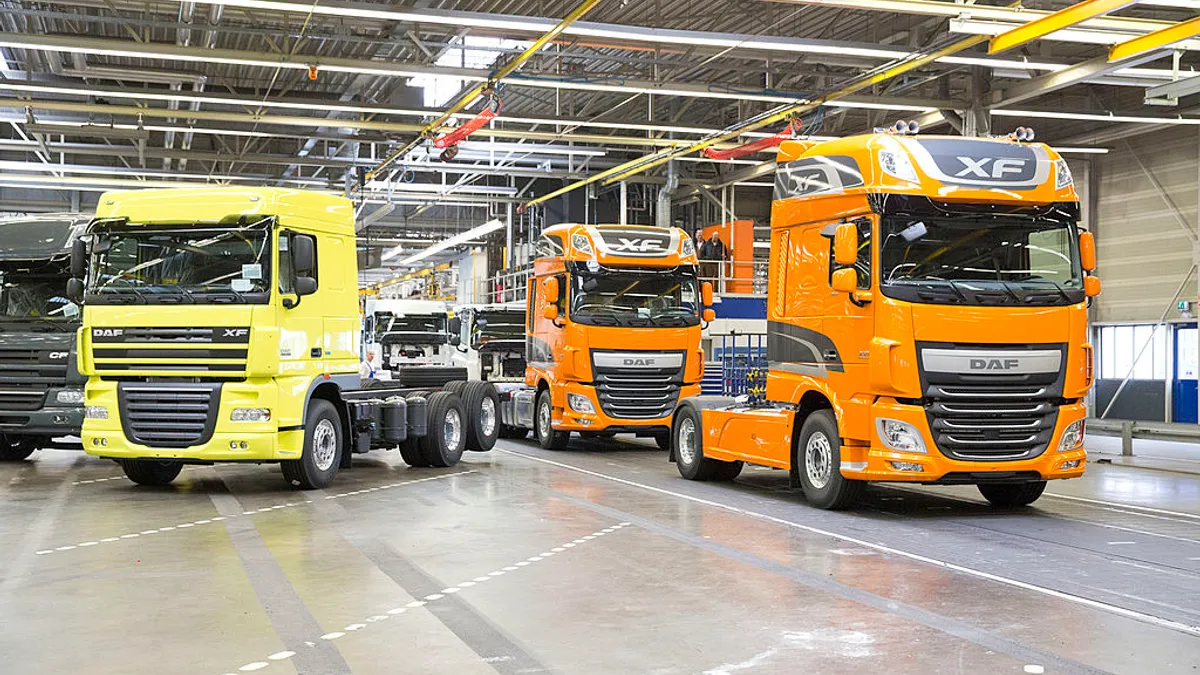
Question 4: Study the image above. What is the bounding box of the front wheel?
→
[282,399,343,489]
[797,410,864,510]
[978,481,1047,507]
[0,434,37,461]
[120,459,183,486]
[673,406,742,481]
[535,390,570,450]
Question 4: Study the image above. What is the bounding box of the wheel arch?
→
[670,396,736,463]
[790,390,834,487]
[303,375,355,469]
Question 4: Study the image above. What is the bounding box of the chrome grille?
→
[592,351,685,420]
[0,347,69,410]
[118,384,220,448]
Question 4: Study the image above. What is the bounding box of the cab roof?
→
[537,223,698,267]
[93,187,354,233]
[774,132,1075,205]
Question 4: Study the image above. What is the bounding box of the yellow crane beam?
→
[988,0,1137,54]
[1110,16,1200,62]
[363,0,604,183]
[524,32,991,208]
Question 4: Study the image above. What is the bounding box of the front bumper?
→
[839,399,1088,483]
[553,382,700,432]
[0,405,83,437]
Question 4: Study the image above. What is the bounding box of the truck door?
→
[528,273,566,372]
[821,217,874,397]
[278,231,325,370]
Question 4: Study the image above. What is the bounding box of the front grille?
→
[92,326,250,377]
[0,347,69,411]
[592,351,685,420]
[118,383,221,448]
[920,344,1065,462]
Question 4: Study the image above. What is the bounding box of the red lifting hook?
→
[434,95,502,151]
[701,119,802,161]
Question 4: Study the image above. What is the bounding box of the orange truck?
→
[497,224,713,448]
[669,127,1100,509]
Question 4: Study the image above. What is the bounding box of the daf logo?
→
[223,328,249,338]
[623,358,656,367]
[955,156,1027,179]
[970,358,1020,371]
[93,328,123,338]
[611,238,665,253]
[48,352,69,360]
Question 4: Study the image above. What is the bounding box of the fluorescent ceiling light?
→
[992,109,1200,125]
[385,219,505,264]
[457,141,607,157]
[1051,147,1110,154]
[734,181,775,187]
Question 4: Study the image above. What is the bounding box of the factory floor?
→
[2,437,1198,675]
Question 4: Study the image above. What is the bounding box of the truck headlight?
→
[567,393,595,414]
[1058,419,1085,452]
[876,418,927,454]
[56,390,85,404]
[231,408,272,422]
[84,405,108,420]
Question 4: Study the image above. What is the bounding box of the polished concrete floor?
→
[2,438,1199,675]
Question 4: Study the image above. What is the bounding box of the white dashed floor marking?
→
[221,522,632,675]
[33,471,474,557]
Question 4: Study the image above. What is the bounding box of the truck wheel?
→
[399,440,429,467]
[0,435,36,461]
[419,392,467,467]
[673,406,742,481]
[462,381,500,451]
[978,481,1047,507]
[444,381,468,396]
[120,459,183,486]
[797,410,864,510]
[535,390,570,450]
[282,399,342,489]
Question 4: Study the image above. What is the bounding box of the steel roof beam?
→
[988,0,1138,54]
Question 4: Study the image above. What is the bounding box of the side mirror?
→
[542,304,559,321]
[1084,275,1101,297]
[1079,231,1096,272]
[542,275,559,300]
[701,281,714,306]
[475,317,488,329]
[831,268,857,294]
[448,317,462,334]
[292,235,315,276]
[295,276,317,297]
[834,223,858,266]
[702,307,716,322]
[70,239,86,278]
[66,278,84,302]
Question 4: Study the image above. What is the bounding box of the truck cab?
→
[450,303,527,382]
[670,130,1098,509]
[362,298,464,387]
[0,215,88,460]
[499,224,713,448]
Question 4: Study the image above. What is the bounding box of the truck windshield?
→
[880,216,1084,306]
[0,263,78,327]
[570,265,700,327]
[476,311,524,339]
[87,220,272,304]
[375,314,446,337]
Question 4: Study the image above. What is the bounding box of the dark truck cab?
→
[0,215,87,460]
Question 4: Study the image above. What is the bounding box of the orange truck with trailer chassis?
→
[496,223,714,449]
[669,127,1099,509]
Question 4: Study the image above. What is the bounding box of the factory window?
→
[1097,324,1167,380]
[408,36,531,108]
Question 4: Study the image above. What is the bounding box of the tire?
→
[499,425,530,440]
[418,391,467,467]
[0,434,37,461]
[978,481,1047,507]
[120,459,183,486]
[535,389,570,450]
[399,440,428,467]
[281,399,343,489]
[673,405,742,481]
[444,380,468,396]
[796,410,864,510]
[462,381,500,452]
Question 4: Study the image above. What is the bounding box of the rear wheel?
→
[282,399,343,489]
[535,390,570,450]
[444,380,468,397]
[120,459,183,486]
[462,381,500,451]
[978,481,1047,507]
[0,434,37,461]
[673,406,742,481]
[797,410,864,510]
[419,391,467,467]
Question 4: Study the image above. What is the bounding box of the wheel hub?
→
[677,417,696,465]
[313,418,337,471]
[480,397,496,437]
[538,398,551,439]
[444,408,462,448]
[805,432,833,489]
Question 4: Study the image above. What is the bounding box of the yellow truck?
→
[71,187,499,488]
